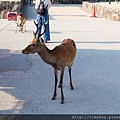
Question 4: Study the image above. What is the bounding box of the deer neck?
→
[37,45,55,65]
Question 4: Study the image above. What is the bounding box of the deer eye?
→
[32,43,37,46]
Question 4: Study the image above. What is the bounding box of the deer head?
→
[22,17,48,54]
[22,37,44,54]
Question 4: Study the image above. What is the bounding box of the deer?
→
[15,12,26,33]
[22,19,76,104]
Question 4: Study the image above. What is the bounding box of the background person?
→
[35,0,52,43]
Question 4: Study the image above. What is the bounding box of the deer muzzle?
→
[22,50,28,54]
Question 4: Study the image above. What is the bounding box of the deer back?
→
[51,38,76,67]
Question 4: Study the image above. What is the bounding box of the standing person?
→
[35,0,52,43]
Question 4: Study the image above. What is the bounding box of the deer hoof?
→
[61,101,64,104]
[51,97,56,100]
[58,84,61,88]
[71,87,74,90]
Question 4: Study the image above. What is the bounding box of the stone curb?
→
[82,2,120,21]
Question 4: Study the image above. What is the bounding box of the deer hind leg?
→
[58,69,63,88]
[68,66,74,90]
[52,69,58,100]
[60,68,64,104]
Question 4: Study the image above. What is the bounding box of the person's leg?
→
[35,14,40,25]
[43,10,50,42]
[30,0,31,4]
[36,17,43,38]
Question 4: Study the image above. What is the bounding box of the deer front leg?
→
[60,68,64,104]
[68,66,74,90]
[52,69,58,100]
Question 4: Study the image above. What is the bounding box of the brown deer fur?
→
[22,23,76,104]
[15,12,26,33]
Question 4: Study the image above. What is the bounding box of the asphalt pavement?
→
[0,2,120,115]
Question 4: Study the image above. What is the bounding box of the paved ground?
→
[0,2,120,114]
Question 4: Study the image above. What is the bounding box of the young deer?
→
[15,12,26,33]
[22,21,76,104]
